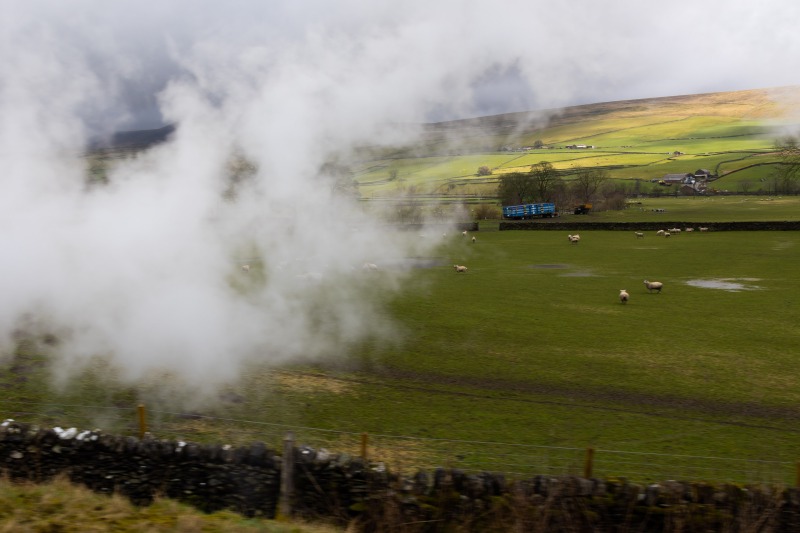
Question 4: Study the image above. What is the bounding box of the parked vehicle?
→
[573,203,592,214]
[502,203,556,220]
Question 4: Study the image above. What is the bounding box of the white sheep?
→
[656,230,665,236]
[462,230,468,237]
[453,264,468,272]
[634,232,644,238]
[619,289,629,304]
[471,236,476,243]
[699,227,709,232]
[644,280,663,293]
[568,234,581,244]
[664,232,671,238]
[685,227,694,232]
[241,264,251,273]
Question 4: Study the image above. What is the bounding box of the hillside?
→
[87,86,800,198]
[352,86,800,199]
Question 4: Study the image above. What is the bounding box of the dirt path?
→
[304,366,800,433]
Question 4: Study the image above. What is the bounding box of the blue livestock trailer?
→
[502,202,556,220]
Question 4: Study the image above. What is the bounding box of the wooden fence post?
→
[137,404,147,439]
[279,431,295,519]
[796,461,800,488]
[360,433,369,462]
[584,447,595,479]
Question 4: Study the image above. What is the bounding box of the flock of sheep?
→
[652,227,709,238]
[619,280,663,304]
[239,226,686,304]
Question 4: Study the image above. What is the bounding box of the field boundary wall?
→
[4,420,800,530]
[500,220,800,231]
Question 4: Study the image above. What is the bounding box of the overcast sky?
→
[4,0,800,131]
[1,0,799,401]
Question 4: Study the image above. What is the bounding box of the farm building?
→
[680,183,706,195]
[694,168,716,179]
[659,173,695,185]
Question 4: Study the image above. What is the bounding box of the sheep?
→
[241,264,251,273]
[643,280,663,293]
[568,234,581,244]
[664,232,671,238]
[362,263,379,271]
[462,230,468,237]
[634,232,644,238]
[656,229,665,236]
[453,264,468,272]
[619,289,629,304]
[685,227,694,232]
[668,228,681,233]
[471,236,476,243]
[699,227,709,232]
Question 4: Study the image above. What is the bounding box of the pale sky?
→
[3,0,799,131]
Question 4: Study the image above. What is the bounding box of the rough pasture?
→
[3,227,800,475]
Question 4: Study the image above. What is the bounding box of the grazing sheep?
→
[471,236,476,243]
[241,264,251,273]
[619,289,629,304]
[685,227,694,232]
[699,227,709,232]
[462,230,468,237]
[568,234,581,244]
[664,232,671,238]
[634,232,644,238]
[644,280,663,293]
[363,263,379,271]
[656,229,665,236]
[453,264,468,272]
[668,228,681,233]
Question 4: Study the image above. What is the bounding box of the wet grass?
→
[0,476,342,532]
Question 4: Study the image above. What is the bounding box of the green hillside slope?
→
[354,86,800,199]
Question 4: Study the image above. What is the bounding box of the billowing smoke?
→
[2,0,799,391]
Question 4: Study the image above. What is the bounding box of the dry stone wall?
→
[4,421,800,531]
[500,221,800,231]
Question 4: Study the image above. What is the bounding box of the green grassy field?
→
[4,217,799,483]
[587,196,800,222]
[8,87,800,487]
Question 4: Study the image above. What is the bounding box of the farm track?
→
[311,368,800,433]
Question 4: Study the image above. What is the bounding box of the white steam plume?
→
[2,0,800,390]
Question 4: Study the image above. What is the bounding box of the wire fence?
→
[2,399,795,486]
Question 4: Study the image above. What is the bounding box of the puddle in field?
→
[685,278,762,292]
[560,270,597,277]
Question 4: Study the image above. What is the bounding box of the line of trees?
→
[496,161,626,211]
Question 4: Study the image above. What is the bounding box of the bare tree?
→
[571,167,608,204]
[529,161,561,202]
[773,136,800,194]
[497,172,534,205]
[599,181,627,210]
[739,179,753,194]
